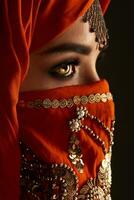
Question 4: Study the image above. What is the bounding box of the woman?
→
[0,0,115,199]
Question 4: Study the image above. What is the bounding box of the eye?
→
[48,59,80,80]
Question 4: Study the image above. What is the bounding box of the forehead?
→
[40,16,96,52]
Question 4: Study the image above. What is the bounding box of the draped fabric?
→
[0,1,110,199]
[17,79,114,190]
[17,80,115,200]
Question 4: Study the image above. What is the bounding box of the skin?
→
[20,16,101,91]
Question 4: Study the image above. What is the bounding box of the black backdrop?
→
[99,1,134,199]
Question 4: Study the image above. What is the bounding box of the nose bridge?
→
[79,62,100,84]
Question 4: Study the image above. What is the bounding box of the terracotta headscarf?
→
[0,0,110,200]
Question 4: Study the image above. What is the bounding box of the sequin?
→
[18,92,113,109]
[59,99,68,108]
[68,134,84,173]
[94,93,101,102]
[88,94,95,103]
[20,142,112,200]
[73,96,81,105]
[68,107,114,172]
[52,99,60,108]
[80,96,88,104]
[43,99,52,108]
[101,94,107,103]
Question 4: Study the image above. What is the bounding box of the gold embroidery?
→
[18,92,113,109]
[20,142,112,200]
[94,93,101,103]
[68,134,84,174]
[68,106,115,173]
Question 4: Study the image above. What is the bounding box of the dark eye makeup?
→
[48,58,80,80]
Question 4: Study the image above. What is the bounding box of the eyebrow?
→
[39,43,92,55]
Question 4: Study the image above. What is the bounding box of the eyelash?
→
[48,59,80,80]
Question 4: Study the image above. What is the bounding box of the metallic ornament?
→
[69,119,81,132]
[82,0,109,50]
[68,134,84,173]
[18,92,113,109]
[68,106,115,173]
[20,142,113,200]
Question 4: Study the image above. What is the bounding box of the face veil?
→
[17,79,115,199]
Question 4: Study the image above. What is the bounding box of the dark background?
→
[98,1,134,199]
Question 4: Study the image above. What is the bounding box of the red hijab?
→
[0,1,110,199]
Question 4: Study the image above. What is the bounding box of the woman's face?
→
[20,16,100,91]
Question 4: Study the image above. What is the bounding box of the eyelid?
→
[50,58,80,70]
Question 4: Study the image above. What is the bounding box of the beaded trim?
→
[18,92,113,109]
[20,141,112,200]
[82,0,109,50]
[68,106,115,173]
